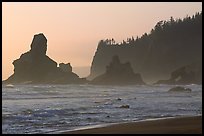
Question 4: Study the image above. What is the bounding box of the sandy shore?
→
[60,115,202,134]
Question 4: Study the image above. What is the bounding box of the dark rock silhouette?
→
[119,105,130,108]
[168,86,192,92]
[30,33,47,56]
[3,33,86,84]
[88,12,202,84]
[59,63,72,73]
[91,55,145,85]
[154,65,199,85]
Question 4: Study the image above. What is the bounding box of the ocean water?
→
[2,84,202,134]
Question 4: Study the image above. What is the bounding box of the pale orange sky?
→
[2,2,202,80]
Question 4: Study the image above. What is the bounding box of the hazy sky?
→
[2,2,202,80]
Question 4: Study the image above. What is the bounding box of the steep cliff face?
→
[88,12,202,84]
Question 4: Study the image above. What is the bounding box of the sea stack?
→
[91,55,145,85]
[154,65,198,85]
[3,33,86,84]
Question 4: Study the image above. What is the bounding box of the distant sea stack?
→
[154,63,202,85]
[88,12,202,84]
[3,33,86,84]
[91,55,145,85]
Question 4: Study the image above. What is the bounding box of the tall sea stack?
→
[3,33,86,84]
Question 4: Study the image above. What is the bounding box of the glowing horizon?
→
[2,2,202,80]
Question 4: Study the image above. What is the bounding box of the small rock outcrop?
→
[3,33,86,84]
[119,105,130,108]
[168,86,192,92]
[59,63,72,73]
[91,55,145,85]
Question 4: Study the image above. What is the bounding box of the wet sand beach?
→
[61,115,202,134]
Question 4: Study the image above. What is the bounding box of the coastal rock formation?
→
[59,63,72,73]
[119,105,130,108]
[30,33,47,56]
[91,55,145,85]
[154,65,199,85]
[3,33,86,84]
[88,12,202,84]
[168,86,192,92]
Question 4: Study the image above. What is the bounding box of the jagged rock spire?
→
[30,33,47,55]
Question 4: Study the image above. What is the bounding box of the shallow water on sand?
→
[2,84,202,134]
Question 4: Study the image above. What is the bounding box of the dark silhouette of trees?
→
[98,11,202,48]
